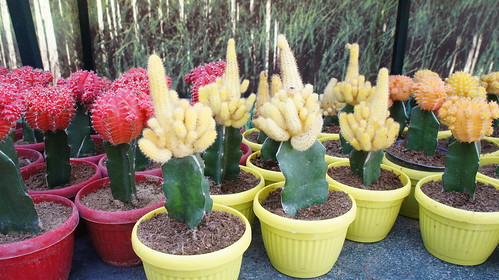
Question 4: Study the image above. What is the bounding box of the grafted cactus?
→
[388,75,413,135]
[438,96,499,197]
[321,77,345,118]
[184,61,225,104]
[91,88,154,204]
[25,86,76,188]
[139,55,217,229]
[480,71,499,95]
[446,71,487,99]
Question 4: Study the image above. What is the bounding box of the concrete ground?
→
[69,215,499,279]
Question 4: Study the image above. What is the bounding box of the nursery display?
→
[133,54,251,279]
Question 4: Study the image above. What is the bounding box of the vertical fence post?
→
[391,0,411,75]
[6,0,43,68]
[77,0,95,71]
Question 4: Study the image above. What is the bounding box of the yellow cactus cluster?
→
[438,96,499,143]
[413,69,440,83]
[138,55,217,163]
[254,71,270,116]
[198,39,256,128]
[412,76,452,111]
[332,43,375,106]
[253,35,323,151]
[445,71,487,99]
[480,71,499,94]
[339,68,400,151]
[320,77,345,116]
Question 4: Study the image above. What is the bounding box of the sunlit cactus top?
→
[413,69,439,84]
[198,39,255,128]
[438,96,499,143]
[339,68,399,151]
[0,83,25,140]
[253,35,323,151]
[91,88,154,145]
[480,71,499,94]
[24,86,75,132]
[110,67,172,96]
[254,71,270,117]
[389,75,413,102]
[445,71,486,99]
[64,70,111,107]
[412,76,451,111]
[138,55,217,163]
[184,61,225,103]
[321,77,345,116]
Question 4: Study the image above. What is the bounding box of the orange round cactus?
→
[445,71,486,99]
[91,88,154,145]
[438,96,499,142]
[25,86,75,132]
[389,75,413,101]
[412,76,451,111]
[413,69,439,83]
[0,83,24,140]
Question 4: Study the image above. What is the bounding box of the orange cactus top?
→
[389,75,413,102]
[412,76,451,111]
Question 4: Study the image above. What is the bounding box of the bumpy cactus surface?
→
[388,75,413,135]
[446,71,487,99]
[139,55,217,228]
[480,71,499,95]
[184,61,225,104]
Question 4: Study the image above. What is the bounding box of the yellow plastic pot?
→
[246,151,284,185]
[476,156,499,185]
[326,161,410,243]
[242,128,262,152]
[480,136,499,158]
[211,166,264,225]
[253,182,356,278]
[318,134,348,164]
[415,174,499,266]
[131,204,251,280]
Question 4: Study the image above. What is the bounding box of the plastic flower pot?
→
[98,155,162,177]
[253,182,356,278]
[318,134,347,164]
[0,194,79,280]
[22,159,101,199]
[14,128,44,152]
[246,151,284,186]
[415,174,499,265]
[211,166,264,225]
[477,156,499,185]
[15,147,44,172]
[239,142,252,166]
[242,128,262,152]
[75,175,165,267]
[480,136,499,158]
[326,161,411,243]
[131,204,252,280]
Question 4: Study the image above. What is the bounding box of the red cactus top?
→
[109,67,172,95]
[64,70,111,106]
[24,86,76,132]
[184,61,225,103]
[91,88,154,145]
[0,83,25,140]
[0,66,53,93]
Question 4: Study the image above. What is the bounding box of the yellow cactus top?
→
[438,96,499,142]
[413,69,440,83]
[138,55,217,163]
[339,68,400,151]
[270,74,283,97]
[254,71,270,117]
[320,77,345,116]
[198,39,256,128]
[446,71,487,99]
[412,76,451,111]
[480,71,499,94]
[253,35,323,151]
[333,43,375,106]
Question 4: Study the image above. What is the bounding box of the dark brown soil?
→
[386,140,446,167]
[479,164,499,179]
[322,140,348,158]
[322,123,341,134]
[18,156,37,168]
[262,188,352,220]
[24,163,95,190]
[327,165,404,191]
[80,177,164,211]
[481,139,498,154]
[137,210,245,255]
[245,131,259,143]
[250,157,280,171]
[209,170,261,195]
[0,201,72,244]
[421,180,499,212]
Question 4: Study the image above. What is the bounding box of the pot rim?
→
[210,165,264,205]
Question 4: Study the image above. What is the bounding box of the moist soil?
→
[250,157,280,172]
[421,180,499,212]
[80,177,164,211]
[262,188,352,220]
[386,140,447,167]
[0,201,72,244]
[137,210,245,255]
[244,131,262,144]
[327,166,404,191]
[322,139,348,158]
[209,169,261,195]
[322,122,341,134]
[479,164,499,179]
[24,163,95,191]
[481,139,499,154]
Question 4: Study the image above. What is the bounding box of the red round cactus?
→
[65,70,111,106]
[24,86,76,132]
[0,67,8,76]
[109,67,172,95]
[5,66,53,92]
[91,88,154,145]
[0,83,24,140]
[184,61,225,103]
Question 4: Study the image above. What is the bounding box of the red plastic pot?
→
[14,128,44,152]
[0,194,79,280]
[240,142,252,165]
[22,159,101,199]
[70,135,106,164]
[15,147,44,172]
[75,175,165,267]
[98,155,162,177]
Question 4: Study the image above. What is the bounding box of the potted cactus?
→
[0,84,79,280]
[21,84,100,198]
[74,82,165,267]
[251,35,356,278]
[415,95,499,266]
[132,54,251,279]
[197,39,262,224]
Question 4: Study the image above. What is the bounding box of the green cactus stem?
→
[45,130,71,188]
[278,140,329,216]
[0,137,40,234]
[21,116,43,143]
[261,137,280,161]
[340,105,354,154]
[390,100,408,137]
[134,143,150,172]
[103,141,136,204]
[257,130,268,144]
[162,154,212,229]
[68,104,95,157]
[203,125,242,184]
[350,149,384,186]
[407,106,439,156]
[442,141,480,197]
[322,115,339,129]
